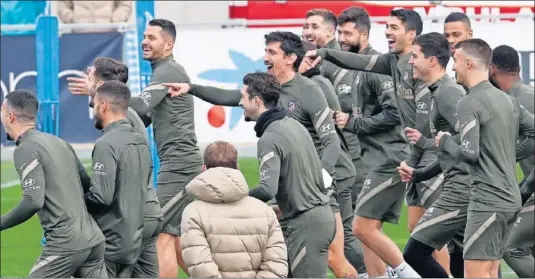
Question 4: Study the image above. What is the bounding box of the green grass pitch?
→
[0,158,523,277]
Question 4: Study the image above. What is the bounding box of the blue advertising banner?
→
[0,32,124,145]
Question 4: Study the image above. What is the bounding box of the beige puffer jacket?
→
[181,167,288,278]
[57,1,132,32]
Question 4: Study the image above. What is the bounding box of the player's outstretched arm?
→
[1,143,45,231]
[257,209,288,278]
[84,143,117,211]
[249,139,282,202]
[311,49,392,76]
[439,96,482,164]
[306,85,340,176]
[180,205,223,278]
[129,83,169,117]
[164,82,242,107]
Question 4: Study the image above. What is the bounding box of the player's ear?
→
[165,39,174,52]
[201,164,206,172]
[287,53,298,67]
[468,29,473,39]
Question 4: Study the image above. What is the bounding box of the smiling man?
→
[437,38,535,278]
[398,32,469,278]
[302,9,339,50]
[242,71,335,278]
[128,18,204,278]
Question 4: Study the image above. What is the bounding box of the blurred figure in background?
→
[0,0,47,36]
[57,1,132,33]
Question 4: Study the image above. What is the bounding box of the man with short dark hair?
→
[489,44,535,279]
[86,80,152,278]
[435,38,534,278]
[68,57,163,277]
[242,71,335,278]
[300,36,366,279]
[306,9,369,224]
[328,6,410,278]
[303,8,339,50]
[443,12,473,56]
[127,18,204,277]
[398,32,469,278]
[0,90,107,278]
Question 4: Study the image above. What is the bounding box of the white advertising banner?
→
[174,21,534,144]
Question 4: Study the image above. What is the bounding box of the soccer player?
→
[303,9,368,214]
[299,41,365,279]
[302,8,340,50]
[489,44,535,278]
[329,6,410,277]
[305,9,445,277]
[443,12,473,82]
[443,12,473,57]
[130,19,204,277]
[0,90,107,278]
[68,57,163,277]
[435,38,535,278]
[489,45,535,177]
[505,167,535,278]
[243,71,335,277]
[398,32,470,278]
[85,81,152,277]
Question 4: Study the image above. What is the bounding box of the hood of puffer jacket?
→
[185,167,249,203]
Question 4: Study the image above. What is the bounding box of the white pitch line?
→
[1,163,91,189]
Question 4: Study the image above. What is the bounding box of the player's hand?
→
[298,58,312,74]
[304,50,322,68]
[333,111,349,129]
[271,205,282,220]
[405,127,422,145]
[67,72,90,96]
[162,83,191,97]
[434,131,451,147]
[397,161,414,182]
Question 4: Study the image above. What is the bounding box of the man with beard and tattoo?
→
[243,72,335,278]
[436,38,534,278]
[1,90,107,278]
[489,44,535,278]
[67,57,163,277]
[128,19,204,277]
[398,32,469,279]
[86,81,152,277]
[299,41,367,278]
[303,9,369,215]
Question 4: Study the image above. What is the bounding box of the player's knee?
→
[352,218,371,240]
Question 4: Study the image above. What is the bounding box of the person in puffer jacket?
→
[180,141,288,278]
